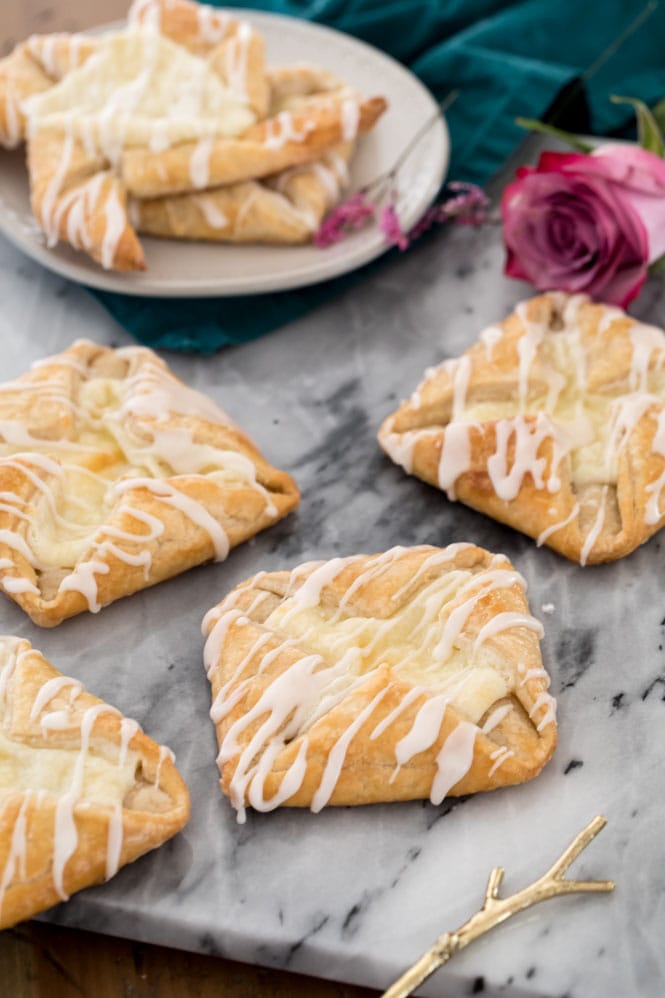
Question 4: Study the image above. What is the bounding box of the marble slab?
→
[1,171,665,998]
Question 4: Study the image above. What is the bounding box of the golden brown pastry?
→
[203,544,557,821]
[379,293,665,565]
[0,0,388,270]
[24,33,99,81]
[0,340,299,627]
[0,43,53,148]
[120,94,386,198]
[28,128,146,272]
[134,145,352,244]
[128,0,239,55]
[0,635,189,929]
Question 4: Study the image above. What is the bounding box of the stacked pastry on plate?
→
[0,0,387,270]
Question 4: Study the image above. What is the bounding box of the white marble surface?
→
[1,206,665,998]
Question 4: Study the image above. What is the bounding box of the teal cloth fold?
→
[93,0,665,352]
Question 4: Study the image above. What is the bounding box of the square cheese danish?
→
[0,635,190,929]
[203,544,556,822]
[0,340,299,626]
[379,293,665,564]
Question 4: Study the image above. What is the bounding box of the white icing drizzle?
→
[390,544,473,602]
[197,5,232,43]
[579,486,608,566]
[0,638,179,908]
[431,721,478,804]
[291,557,348,610]
[189,137,214,189]
[311,687,389,812]
[58,559,110,614]
[488,746,515,777]
[437,423,471,500]
[154,745,175,788]
[113,478,230,560]
[206,547,553,821]
[39,129,75,247]
[629,324,665,392]
[340,98,360,141]
[386,294,665,556]
[36,35,58,78]
[0,342,278,614]
[381,426,424,474]
[519,666,550,686]
[432,568,525,664]
[105,803,123,880]
[29,676,82,722]
[536,502,580,547]
[128,0,161,30]
[100,184,126,270]
[488,414,561,500]
[370,686,422,741]
[2,577,39,595]
[452,356,471,419]
[516,301,545,408]
[646,409,665,524]
[223,23,252,101]
[194,195,228,229]
[2,73,21,147]
[118,717,140,768]
[529,692,557,731]
[394,694,448,769]
[473,612,544,655]
[0,794,31,920]
[481,703,512,734]
[480,325,503,361]
[264,111,314,150]
[52,703,119,899]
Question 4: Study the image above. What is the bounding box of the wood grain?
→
[0,922,379,997]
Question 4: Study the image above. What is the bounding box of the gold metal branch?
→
[382,815,614,998]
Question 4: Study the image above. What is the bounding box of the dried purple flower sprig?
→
[314,181,489,250]
[314,90,489,251]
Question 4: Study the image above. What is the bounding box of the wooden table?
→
[0,2,380,995]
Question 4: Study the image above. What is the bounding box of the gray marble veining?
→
[1,202,665,997]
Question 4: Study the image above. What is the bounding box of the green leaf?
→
[651,97,665,134]
[514,118,594,153]
[610,95,665,156]
[649,253,665,276]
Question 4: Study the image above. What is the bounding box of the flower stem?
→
[361,89,459,198]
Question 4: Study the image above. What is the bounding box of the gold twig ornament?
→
[382,815,614,998]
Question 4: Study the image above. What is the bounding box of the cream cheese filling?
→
[262,565,529,727]
[23,29,256,157]
[446,316,665,489]
[0,349,273,586]
[0,731,138,805]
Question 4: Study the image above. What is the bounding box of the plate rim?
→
[0,9,450,298]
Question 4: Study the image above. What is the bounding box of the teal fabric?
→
[92,0,665,352]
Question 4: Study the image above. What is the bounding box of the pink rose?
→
[501,144,665,307]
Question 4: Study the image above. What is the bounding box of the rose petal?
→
[501,167,650,306]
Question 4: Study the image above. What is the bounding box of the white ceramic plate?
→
[0,11,449,297]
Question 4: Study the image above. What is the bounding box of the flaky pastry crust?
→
[203,544,557,821]
[0,0,387,269]
[379,293,665,564]
[0,340,299,626]
[0,635,190,929]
